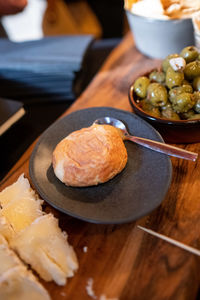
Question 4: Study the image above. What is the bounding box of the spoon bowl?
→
[94,117,127,132]
[94,117,198,161]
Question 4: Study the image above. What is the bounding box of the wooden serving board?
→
[1,33,200,300]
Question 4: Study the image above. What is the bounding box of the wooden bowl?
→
[128,84,200,144]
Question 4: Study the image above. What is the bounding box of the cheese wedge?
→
[0,234,7,245]
[0,216,15,242]
[0,266,50,300]
[0,233,50,300]
[0,196,43,233]
[0,174,36,207]
[11,214,78,285]
[0,234,19,276]
[0,244,21,276]
[0,174,78,286]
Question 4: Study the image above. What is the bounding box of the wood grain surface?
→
[1,33,200,300]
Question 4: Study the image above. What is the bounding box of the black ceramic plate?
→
[29,107,172,224]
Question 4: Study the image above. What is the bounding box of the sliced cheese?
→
[11,214,78,285]
[0,244,21,276]
[0,174,36,207]
[0,233,50,300]
[0,174,78,286]
[0,266,50,300]
[0,196,43,233]
[0,234,7,245]
[0,216,15,242]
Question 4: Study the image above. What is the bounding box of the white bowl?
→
[126,10,195,59]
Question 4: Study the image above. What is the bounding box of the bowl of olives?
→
[129,46,200,143]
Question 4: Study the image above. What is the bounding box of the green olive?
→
[194,101,200,114]
[180,46,199,63]
[184,61,200,80]
[139,99,161,118]
[182,79,190,85]
[193,91,200,101]
[188,114,200,120]
[193,76,200,91]
[193,92,200,113]
[162,53,179,73]
[149,70,165,83]
[182,85,193,93]
[166,67,184,89]
[161,102,180,120]
[172,92,195,113]
[147,83,168,107]
[134,76,150,98]
[169,85,193,103]
[181,110,195,119]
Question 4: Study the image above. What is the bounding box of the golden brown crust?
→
[52,124,127,187]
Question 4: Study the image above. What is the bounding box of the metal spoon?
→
[94,117,198,161]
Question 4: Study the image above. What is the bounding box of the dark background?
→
[0,0,125,180]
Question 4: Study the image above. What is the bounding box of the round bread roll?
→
[52,124,128,187]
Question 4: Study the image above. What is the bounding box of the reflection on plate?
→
[29,107,172,224]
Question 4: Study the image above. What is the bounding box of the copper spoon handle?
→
[126,135,198,161]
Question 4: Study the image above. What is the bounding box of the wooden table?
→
[1,33,200,300]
